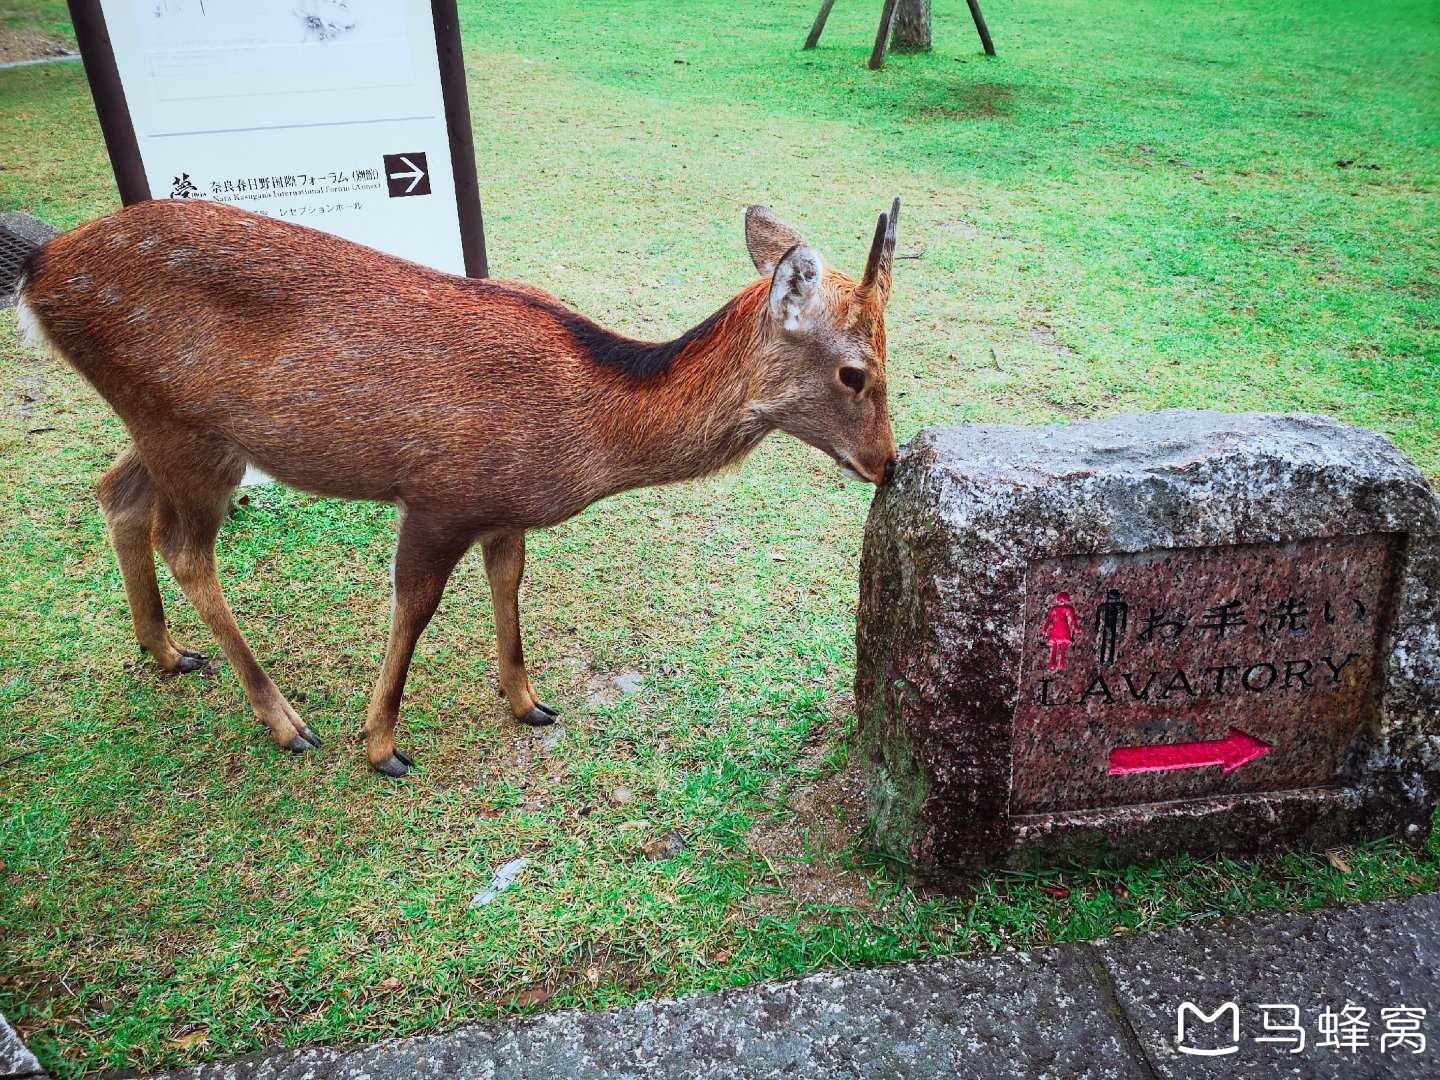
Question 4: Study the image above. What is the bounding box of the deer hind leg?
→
[364,514,470,777]
[98,448,207,674]
[482,530,557,727]
[147,444,321,754]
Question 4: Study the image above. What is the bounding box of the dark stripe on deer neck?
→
[522,293,741,380]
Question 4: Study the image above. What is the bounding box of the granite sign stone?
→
[856,411,1440,875]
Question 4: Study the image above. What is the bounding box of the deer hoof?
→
[518,704,557,727]
[169,650,209,674]
[372,752,410,778]
[284,725,322,752]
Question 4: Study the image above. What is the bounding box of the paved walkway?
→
[0,55,79,72]
[6,891,1436,1078]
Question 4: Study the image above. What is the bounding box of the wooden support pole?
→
[804,0,838,48]
[68,0,149,205]
[967,0,997,56]
[869,0,899,69]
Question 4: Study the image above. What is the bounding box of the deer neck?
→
[591,282,779,494]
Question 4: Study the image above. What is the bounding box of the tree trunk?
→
[891,0,932,52]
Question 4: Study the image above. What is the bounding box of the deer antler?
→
[860,196,901,298]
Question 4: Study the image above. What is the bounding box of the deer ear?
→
[768,244,824,332]
[745,205,807,275]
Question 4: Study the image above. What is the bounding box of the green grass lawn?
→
[2,0,1437,1075]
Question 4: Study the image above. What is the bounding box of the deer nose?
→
[882,457,897,485]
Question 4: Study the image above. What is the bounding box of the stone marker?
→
[856,411,1440,876]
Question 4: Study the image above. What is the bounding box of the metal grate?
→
[0,225,39,297]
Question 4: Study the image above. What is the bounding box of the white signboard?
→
[90,0,478,275]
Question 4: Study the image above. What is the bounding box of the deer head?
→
[743,199,901,485]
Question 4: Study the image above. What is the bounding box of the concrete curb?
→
[115,890,1438,1080]
[0,1014,43,1079]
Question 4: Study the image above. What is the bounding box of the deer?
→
[16,196,900,777]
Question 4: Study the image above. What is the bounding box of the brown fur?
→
[21,198,899,775]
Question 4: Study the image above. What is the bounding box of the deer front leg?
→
[481,530,557,727]
[364,516,469,777]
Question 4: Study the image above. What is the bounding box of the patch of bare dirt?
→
[1396,278,1439,299]
[919,81,1014,120]
[746,757,876,915]
[431,715,571,803]
[938,217,983,237]
[1028,321,1079,358]
[0,28,74,65]
[582,667,647,708]
[548,937,650,997]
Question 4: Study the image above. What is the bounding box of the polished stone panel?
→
[1012,534,1395,813]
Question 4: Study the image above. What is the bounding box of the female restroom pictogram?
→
[1042,591,1079,671]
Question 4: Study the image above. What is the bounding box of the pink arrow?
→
[1108,728,1271,777]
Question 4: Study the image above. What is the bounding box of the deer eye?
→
[839,366,867,393]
